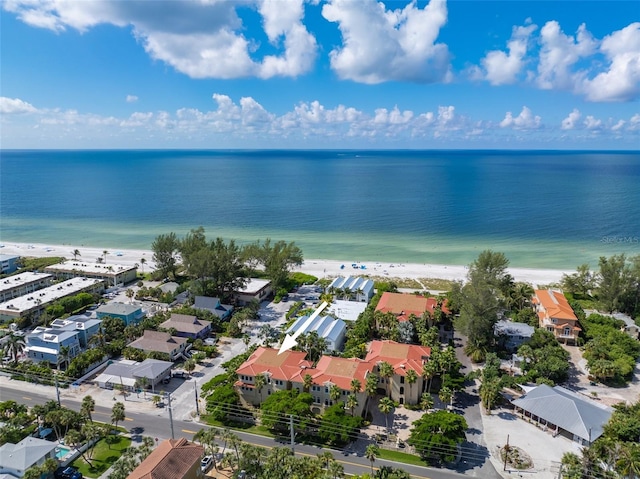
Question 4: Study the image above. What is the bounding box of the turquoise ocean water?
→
[1,150,638,269]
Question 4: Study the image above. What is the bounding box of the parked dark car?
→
[55,466,83,479]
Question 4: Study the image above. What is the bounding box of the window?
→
[563,327,571,336]
[400,376,405,384]
[400,387,404,394]
[325,387,329,393]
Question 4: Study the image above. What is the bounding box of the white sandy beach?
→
[0,242,570,286]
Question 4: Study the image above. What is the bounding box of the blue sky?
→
[1,0,639,149]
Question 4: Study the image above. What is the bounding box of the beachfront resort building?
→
[364,340,431,405]
[328,276,375,303]
[0,254,20,275]
[24,326,82,367]
[0,272,53,302]
[128,438,204,479]
[192,296,233,320]
[159,313,212,340]
[375,292,450,322]
[511,384,613,446]
[285,314,347,352]
[96,302,144,326]
[45,260,137,287]
[0,277,104,323]
[0,436,58,478]
[127,330,189,361]
[94,358,173,392]
[235,340,431,411]
[233,278,273,306]
[532,289,581,344]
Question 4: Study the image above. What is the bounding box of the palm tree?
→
[71,249,81,260]
[103,250,109,263]
[365,373,378,419]
[365,444,379,476]
[152,395,161,407]
[350,378,362,395]
[136,376,149,398]
[41,457,59,477]
[378,397,395,435]
[439,386,453,409]
[420,392,434,410]
[58,345,70,371]
[329,384,341,405]
[378,361,394,398]
[125,289,134,303]
[140,257,147,274]
[318,450,334,471]
[303,373,314,393]
[346,394,358,416]
[81,395,95,423]
[254,373,267,404]
[617,442,640,479]
[111,401,125,432]
[195,428,220,471]
[422,359,437,394]
[3,333,25,365]
[184,359,196,377]
[405,369,418,402]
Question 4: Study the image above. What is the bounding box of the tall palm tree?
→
[71,249,81,260]
[378,361,394,398]
[140,257,147,274]
[617,442,640,479]
[103,250,109,264]
[4,333,25,365]
[422,359,437,394]
[365,444,379,476]
[329,384,341,405]
[58,345,70,371]
[350,378,362,395]
[439,386,453,409]
[81,395,95,423]
[303,373,314,393]
[420,392,434,410]
[365,373,378,419]
[346,394,358,416]
[254,373,266,404]
[405,369,418,402]
[378,397,395,435]
[111,401,125,432]
[194,428,220,471]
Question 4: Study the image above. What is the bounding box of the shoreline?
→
[0,242,571,286]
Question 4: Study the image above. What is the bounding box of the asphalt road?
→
[4,386,479,479]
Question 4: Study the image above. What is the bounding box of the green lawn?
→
[71,434,132,478]
[378,448,425,467]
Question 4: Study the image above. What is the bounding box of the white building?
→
[0,272,53,302]
[286,314,347,352]
[45,260,137,287]
[0,436,57,477]
[328,276,375,303]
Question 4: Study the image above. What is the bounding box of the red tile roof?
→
[128,438,203,479]
[534,289,578,322]
[375,292,449,322]
[364,340,431,376]
[235,347,312,382]
[309,356,373,391]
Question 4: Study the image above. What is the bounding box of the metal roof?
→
[512,384,613,442]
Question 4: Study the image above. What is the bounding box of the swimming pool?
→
[55,446,71,459]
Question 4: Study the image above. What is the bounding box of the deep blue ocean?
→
[1,150,639,269]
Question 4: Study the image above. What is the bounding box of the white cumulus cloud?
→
[561,109,581,130]
[500,106,541,130]
[578,22,640,102]
[321,0,450,83]
[3,0,317,79]
[126,95,138,103]
[0,97,38,114]
[480,23,537,85]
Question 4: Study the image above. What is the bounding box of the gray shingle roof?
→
[0,436,57,471]
[512,384,613,442]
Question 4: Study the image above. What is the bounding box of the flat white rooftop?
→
[45,261,136,275]
[237,278,271,294]
[0,272,53,294]
[0,277,103,314]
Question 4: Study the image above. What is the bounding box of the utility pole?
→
[54,374,61,407]
[289,415,295,453]
[194,380,200,416]
[166,392,175,439]
[503,434,510,471]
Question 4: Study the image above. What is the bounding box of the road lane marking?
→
[22,397,32,401]
[124,418,133,421]
[182,429,198,434]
